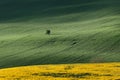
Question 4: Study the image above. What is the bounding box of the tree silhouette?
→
[46,30,51,35]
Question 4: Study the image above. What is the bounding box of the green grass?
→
[0,0,120,68]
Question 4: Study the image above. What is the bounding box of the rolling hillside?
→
[0,0,120,68]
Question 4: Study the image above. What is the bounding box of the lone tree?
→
[46,30,51,35]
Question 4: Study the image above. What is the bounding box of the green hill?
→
[0,0,120,68]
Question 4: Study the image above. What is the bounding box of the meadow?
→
[0,0,120,68]
[0,0,120,79]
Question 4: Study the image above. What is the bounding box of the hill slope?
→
[0,0,120,68]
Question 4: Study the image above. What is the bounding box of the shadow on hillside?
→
[0,0,119,22]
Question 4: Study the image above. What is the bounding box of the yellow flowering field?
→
[0,63,120,80]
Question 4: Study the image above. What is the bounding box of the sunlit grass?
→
[0,0,120,68]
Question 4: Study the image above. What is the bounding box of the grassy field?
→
[0,0,120,68]
[0,63,120,80]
